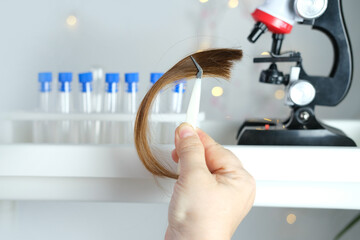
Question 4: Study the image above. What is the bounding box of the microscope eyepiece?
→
[248,22,267,43]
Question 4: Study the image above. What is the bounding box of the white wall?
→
[0,0,359,121]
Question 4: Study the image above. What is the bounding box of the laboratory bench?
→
[0,112,359,210]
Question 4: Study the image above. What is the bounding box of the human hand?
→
[165,123,256,240]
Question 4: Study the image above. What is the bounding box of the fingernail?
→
[179,124,195,139]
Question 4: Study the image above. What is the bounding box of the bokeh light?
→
[212,86,224,97]
[286,214,297,224]
[228,0,239,8]
[66,15,77,26]
[275,89,285,100]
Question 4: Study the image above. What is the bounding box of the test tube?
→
[101,73,120,144]
[38,72,52,112]
[124,73,139,114]
[162,80,186,144]
[33,72,52,143]
[149,73,163,142]
[171,80,186,114]
[57,72,75,143]
[124,73,139,143]
[58,72,72,113]
[104,73,120,113]
[78,72,94,143]
[91,68,104,144]
[150,73,163,114]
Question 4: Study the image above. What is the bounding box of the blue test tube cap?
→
[58,72,73,82]
[172,80,186,93]
[150,73,163,84]
[38,72,52,92]
[78,72,93,92]
[105,73,120,93]
[58,72,72,92]
[125,73,139,93]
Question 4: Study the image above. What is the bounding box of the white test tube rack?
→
[0,111,206,144]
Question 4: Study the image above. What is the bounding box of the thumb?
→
[175,123,208,176]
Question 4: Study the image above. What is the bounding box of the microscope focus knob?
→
[288,80,316,106]
[294,0,328,19]
[259,63,285,84]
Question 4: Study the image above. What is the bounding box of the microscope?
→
[237,0,357,146]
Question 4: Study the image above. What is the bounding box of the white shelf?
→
[0,111,206,122]
[0,144,360,209]
[0,119,359,209]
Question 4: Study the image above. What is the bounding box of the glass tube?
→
[104,83,118,113]
[57,73,76,143]
[124,73,139,144]
[33,72,52,143]
[79,72,94,144]
[150,73,163,142]
[171,82,185,114]
[91,68,104,144]
[162,80,186,144]
[39,91,51,112]
[101,74,120,144]
[126,82,137,114]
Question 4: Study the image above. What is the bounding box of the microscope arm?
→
[300,0,353,106]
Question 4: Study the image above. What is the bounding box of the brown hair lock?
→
[134,48,243,179]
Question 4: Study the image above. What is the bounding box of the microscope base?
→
[237,120,357,146]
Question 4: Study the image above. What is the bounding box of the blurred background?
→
[0,0,359,239]
[0,0,359,121]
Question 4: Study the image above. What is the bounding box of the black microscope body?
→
[237,0,356,146]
